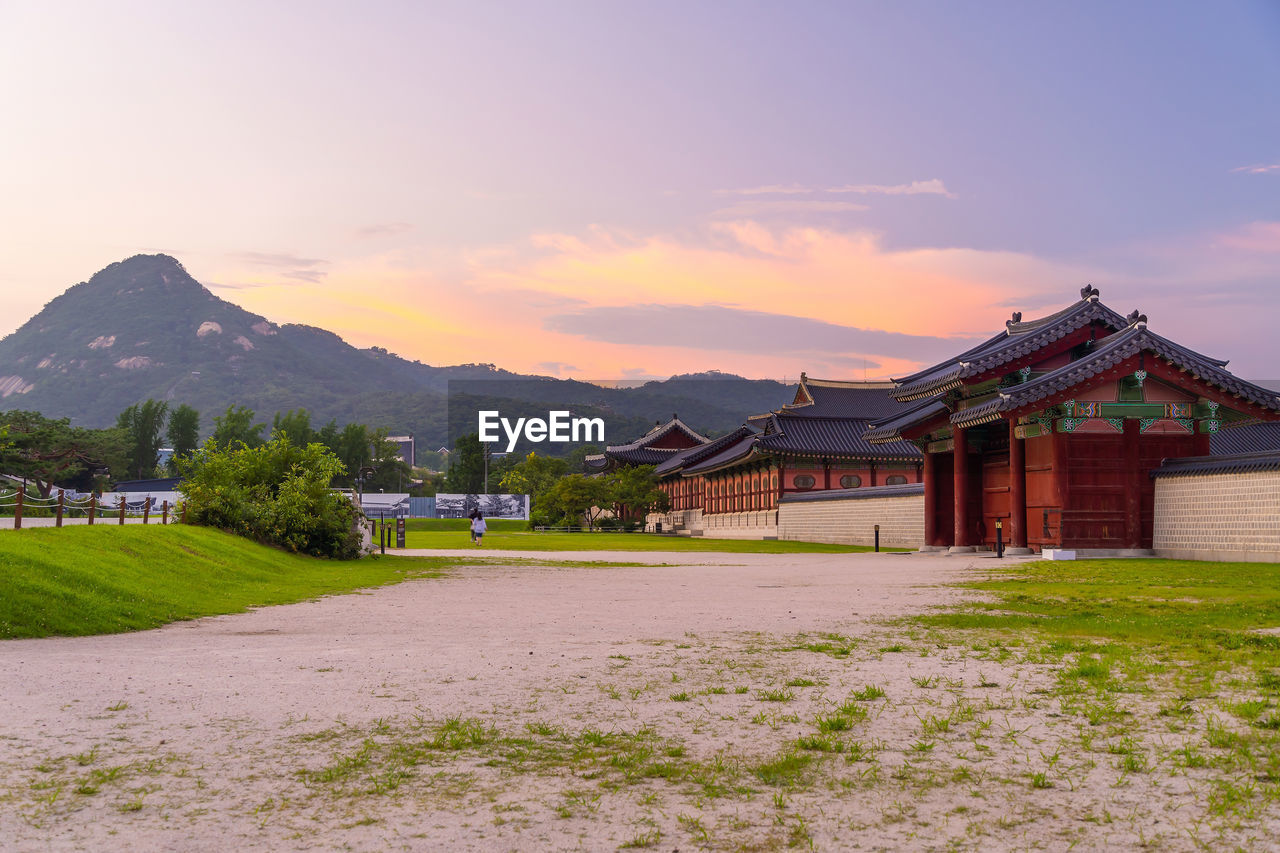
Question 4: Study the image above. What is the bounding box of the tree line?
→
[0,402,412,496]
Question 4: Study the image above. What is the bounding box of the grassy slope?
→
[0,526,446,640]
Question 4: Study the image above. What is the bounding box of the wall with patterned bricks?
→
[1153,470,1280,561]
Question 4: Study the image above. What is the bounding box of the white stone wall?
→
[699,510,779,539]
[778,494,924,548]
[1153,471,1280,562]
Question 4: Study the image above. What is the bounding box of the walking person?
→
[470,511,487,547]
[468,507,480,543]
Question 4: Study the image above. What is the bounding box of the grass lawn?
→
[921,557,1280,714]
[402,527,885,553]
[0,526,451,640]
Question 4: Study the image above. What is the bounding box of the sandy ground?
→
[0,550,1272,851]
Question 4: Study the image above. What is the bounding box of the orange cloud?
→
[211,223,1107,381]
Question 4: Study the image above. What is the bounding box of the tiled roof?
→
[951,322,1280,428]
[780,482,924,503]
[1211,422,1280,456]
[593,414,713,469]
[1151,449,1280,479]
[892,288,1132,401]
[603,416,710,455]
[681,434,761,475]
[756,415,921,460]
[603,446,687,466]
[783,377,917,420]
[864,398,950,444]
[654,426,757,477]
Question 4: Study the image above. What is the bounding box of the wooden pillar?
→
[88,494,97,526]
[923,450,938,547]
[915,464,923,484]
[1049,425,1067,545]
[1008,420,1027,548]
[118,495,126,525]
[823,461,831,490]
[1123,419,1142,549]
[952,427,973,550]
[1194,429,1211,457]
[14,486,23,530]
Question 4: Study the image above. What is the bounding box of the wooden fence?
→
[0,487,185,530]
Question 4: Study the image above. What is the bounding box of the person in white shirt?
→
[470,512,487,546]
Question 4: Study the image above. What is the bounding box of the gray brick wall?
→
[1153,471,1280,561]
[778,494,924,547]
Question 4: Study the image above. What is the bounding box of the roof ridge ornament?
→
[1080,284,1100,301]
[1126,309,1148,328]
[1006,311,1022,329]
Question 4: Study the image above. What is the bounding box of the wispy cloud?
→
[354,222,414,238]
[715,184,812,196]
[228,251,328,283]
[536,361,580,375]
[1231,163,1280,175]
[544,304,982,362]
[712,200,869,218]
[826,179,957,198]
[1215,221,1280,253]
[715,179,957,199]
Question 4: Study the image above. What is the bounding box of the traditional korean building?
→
[641,377,923,534]
[865,286,1280,553]
[583,415,712,474]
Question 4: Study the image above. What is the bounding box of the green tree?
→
[211,405,265,449]
[445,433,486,493]
[271,409,314,446]
[367,428,412,492]
[116,399,170,479]
[604,464,670,523]
[166,404,200,472]
[178,435,361,559]
[499,452,569,501]
[534,474,609,529]
[0,411,126,496]
[333,423,372,486]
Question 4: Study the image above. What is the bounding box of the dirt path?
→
[0,550,1258,851]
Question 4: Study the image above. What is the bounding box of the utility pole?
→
[483,444,491,495]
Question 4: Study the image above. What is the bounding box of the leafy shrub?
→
[178,436,361,559]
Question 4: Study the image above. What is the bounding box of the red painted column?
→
[1049,425,1068,546]
[869,461,878,487]
[1123,418,1142,549]
[952,426,972,549]
[923,450,938,547]
[1008,420,1028,548]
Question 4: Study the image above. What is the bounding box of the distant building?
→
[387,434,415,466]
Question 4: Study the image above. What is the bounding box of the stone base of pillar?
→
[947,545,977,554]
[1004,547,1034,556]
[918,545,948,553]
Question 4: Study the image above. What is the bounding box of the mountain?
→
[0,255,795,453]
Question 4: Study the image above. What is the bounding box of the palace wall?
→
[1153,468,1280,562]
[777,484,924,547]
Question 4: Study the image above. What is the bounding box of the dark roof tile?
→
[951,324,1280,428]
[893,292,1131,401]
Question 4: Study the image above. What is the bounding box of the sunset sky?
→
[1,1,1278,380]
